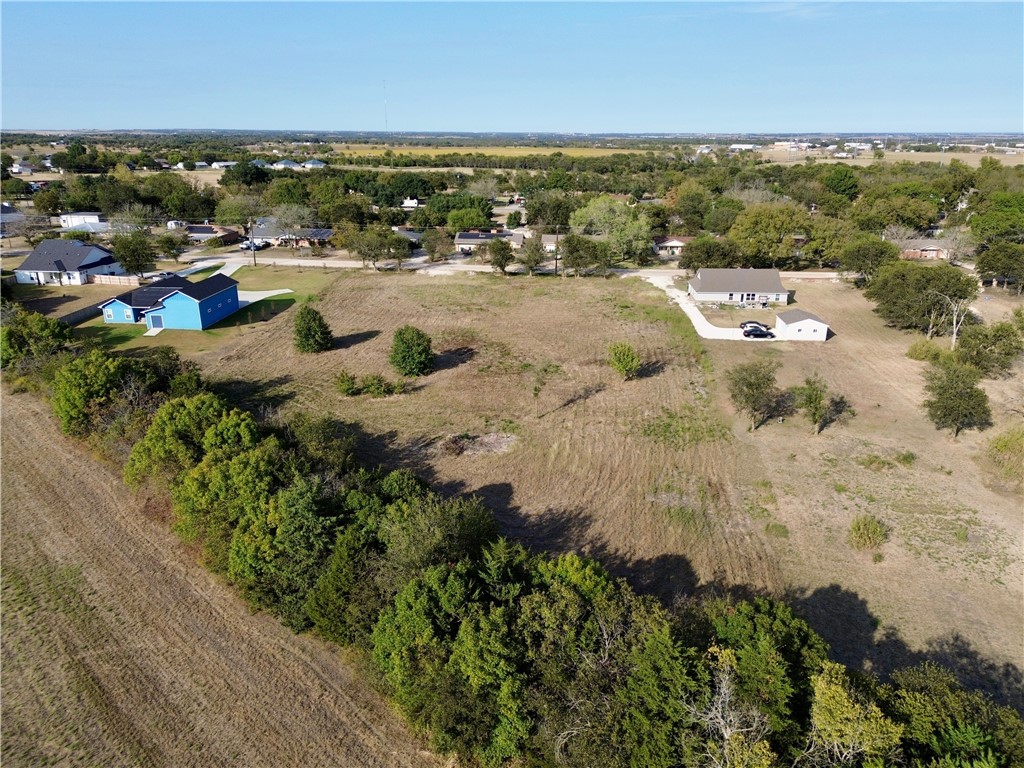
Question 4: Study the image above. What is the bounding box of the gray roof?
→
[689,268,785,295]
[17,239,117,273]
[776,308,825,324]
[145,274,239,311]
[102,276,193,309]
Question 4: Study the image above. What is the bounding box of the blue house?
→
[100,274,240,330]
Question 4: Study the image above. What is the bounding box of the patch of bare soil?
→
[1,393,441,768]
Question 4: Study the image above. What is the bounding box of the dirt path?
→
[1,392,441,768]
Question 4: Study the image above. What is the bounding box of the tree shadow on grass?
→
[333,329,380,350]
[637,360,666,380]
[209,374,295,412]
[228,298,296,328]
[788,583,1024,711]
[435,346,477,371]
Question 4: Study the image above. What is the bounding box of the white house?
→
[401,197,421,210]
[454,231,524,253]
[15,239,126,286]
[302,159,327,169]
[211,161,238,169]
[11,162,35,175]
[775,309,830,341]
[687,268,787,306]
[272,159,301,170]
[59,212,103,228]
[653,235,694,257]
[541,234,561,253]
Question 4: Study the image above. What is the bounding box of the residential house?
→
[454,231,524,253]
[653,235,695,257]
[10,162,35,175]
[251,159,270,168]
[272,159,302,170]
[100,274,240,331]
[250,218,332,247]
[401,197,421,210]
[541,234,561,253]
[99,275,193,323]
[687,268,787,306]
[900,239,950,261]
[302,159,327,169]
[15,239,126,286]
[184,224,242,245]
[211,161,238,169]
[392,227,422,245]
[774,309,829,341]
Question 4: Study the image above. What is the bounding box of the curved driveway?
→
[624,270,746,340]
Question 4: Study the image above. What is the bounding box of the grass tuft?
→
[848,514,889,551]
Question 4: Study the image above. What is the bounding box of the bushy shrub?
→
[608,341,642,380]
[849,514,889,550]
[294,304,332,353]
[0,307,73,368]
[389,325,433,376]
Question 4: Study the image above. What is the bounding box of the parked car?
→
[240,240,269,251]
[739,320,769,331]
[743,327,775,339]
[149,271,176,281]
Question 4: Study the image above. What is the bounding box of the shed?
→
[775,309,829,341]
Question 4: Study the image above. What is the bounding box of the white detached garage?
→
[775,309,829,341]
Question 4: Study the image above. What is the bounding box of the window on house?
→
[124,309,132,320]
[728,293,734,300]
[104,309,113,319]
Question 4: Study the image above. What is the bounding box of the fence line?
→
[89,274,140,286]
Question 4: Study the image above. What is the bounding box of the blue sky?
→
[2,2,1022,133]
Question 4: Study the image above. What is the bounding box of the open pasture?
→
[189,269,1022,698]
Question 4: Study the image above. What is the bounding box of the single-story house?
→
[184,224,242,245]
[16,239,126,286]
[10,162,35,175]
[251,159,270,168]
[392,227,422,245]
[401,197,421,210]
[302,159,327,169]
[59,212,105,229]
[653,236,695,257]
[900,239,950,260]
[272,159,302,170]
[775,309,829,341]
[250,218,333,247]
[100,274,240,331]
[541,234,561,253]
[454,231,524,253]
[211,161,238,169]
[687,268,787,306]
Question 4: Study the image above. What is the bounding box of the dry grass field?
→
[187,269,1022,703]
[758,147,1024,168]
[0,394,441,768]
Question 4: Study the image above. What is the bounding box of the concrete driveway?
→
[628,271,747,340]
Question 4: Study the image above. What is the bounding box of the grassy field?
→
[12,262,1024,707]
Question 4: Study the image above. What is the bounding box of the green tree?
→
[974,241,1024,293]
[837,235,900,282]
[123,392,239,487]
[505,210,522,229]
[954,322,1024,376]
[560,232,594,275]
[969,192,1024,243]
[50,349,143,435]
[0,308,73,368]
[110,230,156,276]
[923,361,993,437]
[293,304,332,353]
[421,228,455,262]
[488,238,514,275]
[153,231,188,262]
[726,359,782,430]
[518,236,546,276]
[802,661,903,765]
[569,195,653,266]
[865,261,979,340]
[447,207,490,232]
[822,164,860,200]
[728,202,812,268]
[678,237,742,271]
[214,194,266,236]
[389,325,433,376]
[608,342,642,380]
[792,373,829,434]
[220,161,270,188]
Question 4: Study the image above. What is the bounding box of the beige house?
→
[687,268,788,306]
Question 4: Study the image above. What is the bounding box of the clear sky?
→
[2,1,1022,133]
